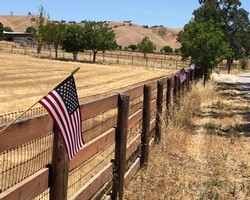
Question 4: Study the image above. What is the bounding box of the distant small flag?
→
[39,75,84,160]
[178,68,187,83]
[190,63,195,70]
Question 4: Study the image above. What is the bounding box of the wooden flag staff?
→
[0,67,80,133]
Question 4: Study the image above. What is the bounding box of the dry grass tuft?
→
[124,80,250,200]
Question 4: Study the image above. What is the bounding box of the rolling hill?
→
[0,15,181,51]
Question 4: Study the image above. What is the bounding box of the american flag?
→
[178,68,187,83]
[190,63,195,70]
[39,75,84,160]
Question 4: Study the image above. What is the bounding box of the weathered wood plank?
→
[124,85,143,100]
[124,158,140,187]
[0,168,49,200]
[127,109,142,130]
[149,81,157,90]
[0,115,53,153]
[69,163,113,200]
[150,119,156,132]
[126,134,141,160]
[81,95,118,121]
[150,99,157,111]
[69,128,115,171]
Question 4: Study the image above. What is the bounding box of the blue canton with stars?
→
[56,76,79,115]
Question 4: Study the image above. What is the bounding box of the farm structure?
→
[3,32,36,46]
[0,67,195,199]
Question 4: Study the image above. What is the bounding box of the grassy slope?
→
[124,79,250,199]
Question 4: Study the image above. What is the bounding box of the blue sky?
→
[1,0,250,28]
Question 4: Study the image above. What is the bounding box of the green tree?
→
[137,36,156,58]
[61,24,85,61]
[84,21,117,63]
[161,45,173,54]
[42,21,66,58]
[35,6,46,54]
[177,20,231,84]
[0,23,4,40]
[193,0,250,73]
[128,44,137,51]
[174,48,181,54]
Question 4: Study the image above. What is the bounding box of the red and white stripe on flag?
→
[39,75,84,160]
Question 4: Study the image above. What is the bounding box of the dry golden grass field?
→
[0,52,174,114]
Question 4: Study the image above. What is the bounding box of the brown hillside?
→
[0,15,38,32]
[0,15,181,50]
[111,22,181,50]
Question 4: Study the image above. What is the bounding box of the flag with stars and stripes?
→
[39,75,84,160]
[178,68,187,83]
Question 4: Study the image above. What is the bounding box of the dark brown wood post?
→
[112,93,130,200]
[186,71,190,90]
[173,75,178,104]
[141,84,151,167]
[191,69,195,82]
[189,69,193,83]
[166,78,172,120]
[155,80,164,143]
[178,76,181,99]
[50,125,69,200]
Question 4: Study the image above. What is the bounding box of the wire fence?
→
[0,107,47,127]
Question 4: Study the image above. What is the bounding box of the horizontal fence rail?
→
[0,68,196,200]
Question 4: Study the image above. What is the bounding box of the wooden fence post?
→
[155,80,164,143]
[141,84,151,167]
[173,75,178,104]
[49,125,69,200]
[186,70,190,90]
[112,93,130,200]
[166,78,172,121]
[191,69,195,82]
[117,54,119,63]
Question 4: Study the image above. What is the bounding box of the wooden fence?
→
[0,69,196,200]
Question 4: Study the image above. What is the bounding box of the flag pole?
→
[0,67,80,133]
